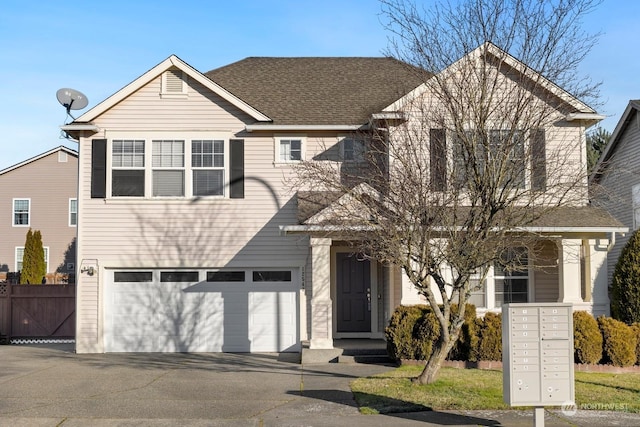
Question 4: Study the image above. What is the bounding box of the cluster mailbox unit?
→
[503,303,574,424]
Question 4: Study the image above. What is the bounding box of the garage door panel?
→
[105,270,299,353]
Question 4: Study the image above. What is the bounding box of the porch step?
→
[337,353,393,364]
[335,340,393,364]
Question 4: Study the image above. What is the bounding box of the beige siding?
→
[596,110,640,284]
[0,150,77,278]
[76,74,321,350]
[533,240,559,302]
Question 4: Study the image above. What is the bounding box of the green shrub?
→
[476,312,502,361]
[573,311,602,364]
[20,229,46,284]
[611,229,640,324]
[385,304,479,361]
[597,316,637,367]
[448,304,479,361]
[385,305,439,361]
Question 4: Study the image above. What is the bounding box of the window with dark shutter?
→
[91,139,107,198]
[230,139,244,199]
[530,129,546,191]
[430,129,447,191]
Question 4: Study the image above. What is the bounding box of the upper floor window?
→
[13,199,30,226]
[277,137,303,163]
[192,140,225,196]
[69,199,77,226]
[432,128,544,192]
[341,137,366,162]
[112,140,145,197]
[152,140,185,197]
[102,136,242,199]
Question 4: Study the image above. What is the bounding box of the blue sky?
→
[0,0,637,170]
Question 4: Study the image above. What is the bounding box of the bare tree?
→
[293,0,601,384]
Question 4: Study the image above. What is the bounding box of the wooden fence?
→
[0,283,75,342]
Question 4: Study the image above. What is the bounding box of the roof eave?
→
[245,124,367,132]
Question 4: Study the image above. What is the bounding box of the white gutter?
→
[565,113,606,122]
[60,124,100,132]
[281,224,629,235]
[245,124,366,132]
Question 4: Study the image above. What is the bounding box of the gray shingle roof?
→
[205,57,425,125]
[296,191,625,230]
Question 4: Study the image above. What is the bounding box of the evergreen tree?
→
[611,229,640,324]
[33,230,46,284]
[587,126,611,174]
[20,229,46,284]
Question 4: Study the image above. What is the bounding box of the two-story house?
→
[0,146,78,283]
[62,44,625,359]
[590,100,640,284]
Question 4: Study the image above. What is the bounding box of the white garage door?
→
[104,269,300,353]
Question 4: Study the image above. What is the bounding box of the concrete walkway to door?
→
[1,344,639,426]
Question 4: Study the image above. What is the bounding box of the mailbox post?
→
[502,303,574,427]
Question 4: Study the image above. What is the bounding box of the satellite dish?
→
[56,88,88,116]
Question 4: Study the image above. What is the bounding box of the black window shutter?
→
[430,128,447,191]
[230,139,244,199]
[531,129,546,191]
[91,139,107,198]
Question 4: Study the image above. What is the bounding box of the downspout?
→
[607,232,616,252]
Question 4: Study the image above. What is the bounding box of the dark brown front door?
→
[336,253,371,333]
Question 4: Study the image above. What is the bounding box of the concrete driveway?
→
[1,344,639,426]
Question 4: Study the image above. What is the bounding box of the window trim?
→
[106,133,233,199]
[275,136,305,164]
[12,198,30,227]
[340,135,366,163]
[69,198,77,227]
[449,128,529,191]
[469,247,532,310]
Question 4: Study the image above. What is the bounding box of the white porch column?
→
[309,237,333,349]
[586,238,611,316]
[558,239,584,303]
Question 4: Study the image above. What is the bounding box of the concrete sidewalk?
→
[0,344,638,426]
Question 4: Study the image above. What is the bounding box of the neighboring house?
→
[62,45,625,358]
[0,146,78,283]
[590,100,640,286]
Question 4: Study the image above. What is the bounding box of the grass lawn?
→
[351,365,640,414]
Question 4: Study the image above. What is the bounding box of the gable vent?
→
[58,151,68,163]
[164,69,184,93]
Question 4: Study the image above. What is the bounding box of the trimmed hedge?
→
[573,311,603,364]
[385,305,439,361]
[476,312,502,361]
[385,306,640,366]
[597,316,638,367]
[385,304,476,361]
